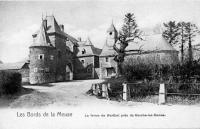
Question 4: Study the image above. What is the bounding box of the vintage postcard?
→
[0,0,200,128]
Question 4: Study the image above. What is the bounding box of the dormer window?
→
[82,49,86,54]
[81,59,85,64]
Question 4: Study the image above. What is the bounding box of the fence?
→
[91,82,200,104]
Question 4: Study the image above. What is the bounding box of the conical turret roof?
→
[30,22,52,47]
[107,23,117,33]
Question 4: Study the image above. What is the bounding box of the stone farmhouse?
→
[29,15,104,84]
[99,23,179,78]
[74,37,101,79]
[0,15,179,84]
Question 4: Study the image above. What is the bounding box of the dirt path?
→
[8,79,125,108]
[2,79,200,109]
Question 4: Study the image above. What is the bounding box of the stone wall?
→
[19,68,29,84]
[29,47,56,84]
[99,56,117,79]
[54,35,67,81]
[74,56,95,79]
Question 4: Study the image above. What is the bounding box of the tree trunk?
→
[188,35,193,81]
[188,36,193,64]
[116,62,122,77]
[181,28,184,64]
[181,43,184,64]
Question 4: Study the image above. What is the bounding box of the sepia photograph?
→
[0,0,200,128]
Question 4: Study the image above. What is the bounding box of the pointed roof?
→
[77,37,93,46]
[85,37,93,46]
[32,15,78,46]
[107,23,117,33]
[45,15,63,35]
[30,23,52,47]
[76,38,101,57]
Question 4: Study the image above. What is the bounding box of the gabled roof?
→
[78,37,93,46]
[30,23,53,47]
[85,37,93,45]
[76,38,102,57]
[100,34,177,57]
[0,62,29,70]
[126,34,177,52]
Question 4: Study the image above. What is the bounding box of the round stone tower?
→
[29,21,56,84]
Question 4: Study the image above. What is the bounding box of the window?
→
[81,59,85,64]
[109,32,112,35]
[38,54,44,60]
[105,57,109,62]
[87,66,92,73]
[50,55,54,60]
[82,49,86,54]
[34,68,38,72]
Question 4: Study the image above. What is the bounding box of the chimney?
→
[59,24,64,31]
[43,19,47,30]
[77,37,81,42]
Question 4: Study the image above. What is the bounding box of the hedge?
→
[0,70,22,95]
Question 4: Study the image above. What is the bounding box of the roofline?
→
[99,55,115,57]
[29,45,55,49]
[76,54,99,58]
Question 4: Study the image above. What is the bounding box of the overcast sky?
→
[0,0,200,63]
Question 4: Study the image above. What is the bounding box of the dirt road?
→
[8,79,109,108]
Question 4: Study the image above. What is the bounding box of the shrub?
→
[122,58,200,83]
[0,70,22,95]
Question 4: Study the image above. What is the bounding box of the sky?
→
[0,0,200,63]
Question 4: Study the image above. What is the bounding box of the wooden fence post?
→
[92,84,97,95]
[159,83,166,105]
[123,83,130,101]
[102,83,109,99]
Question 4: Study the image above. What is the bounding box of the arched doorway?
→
[66,62,73,81]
